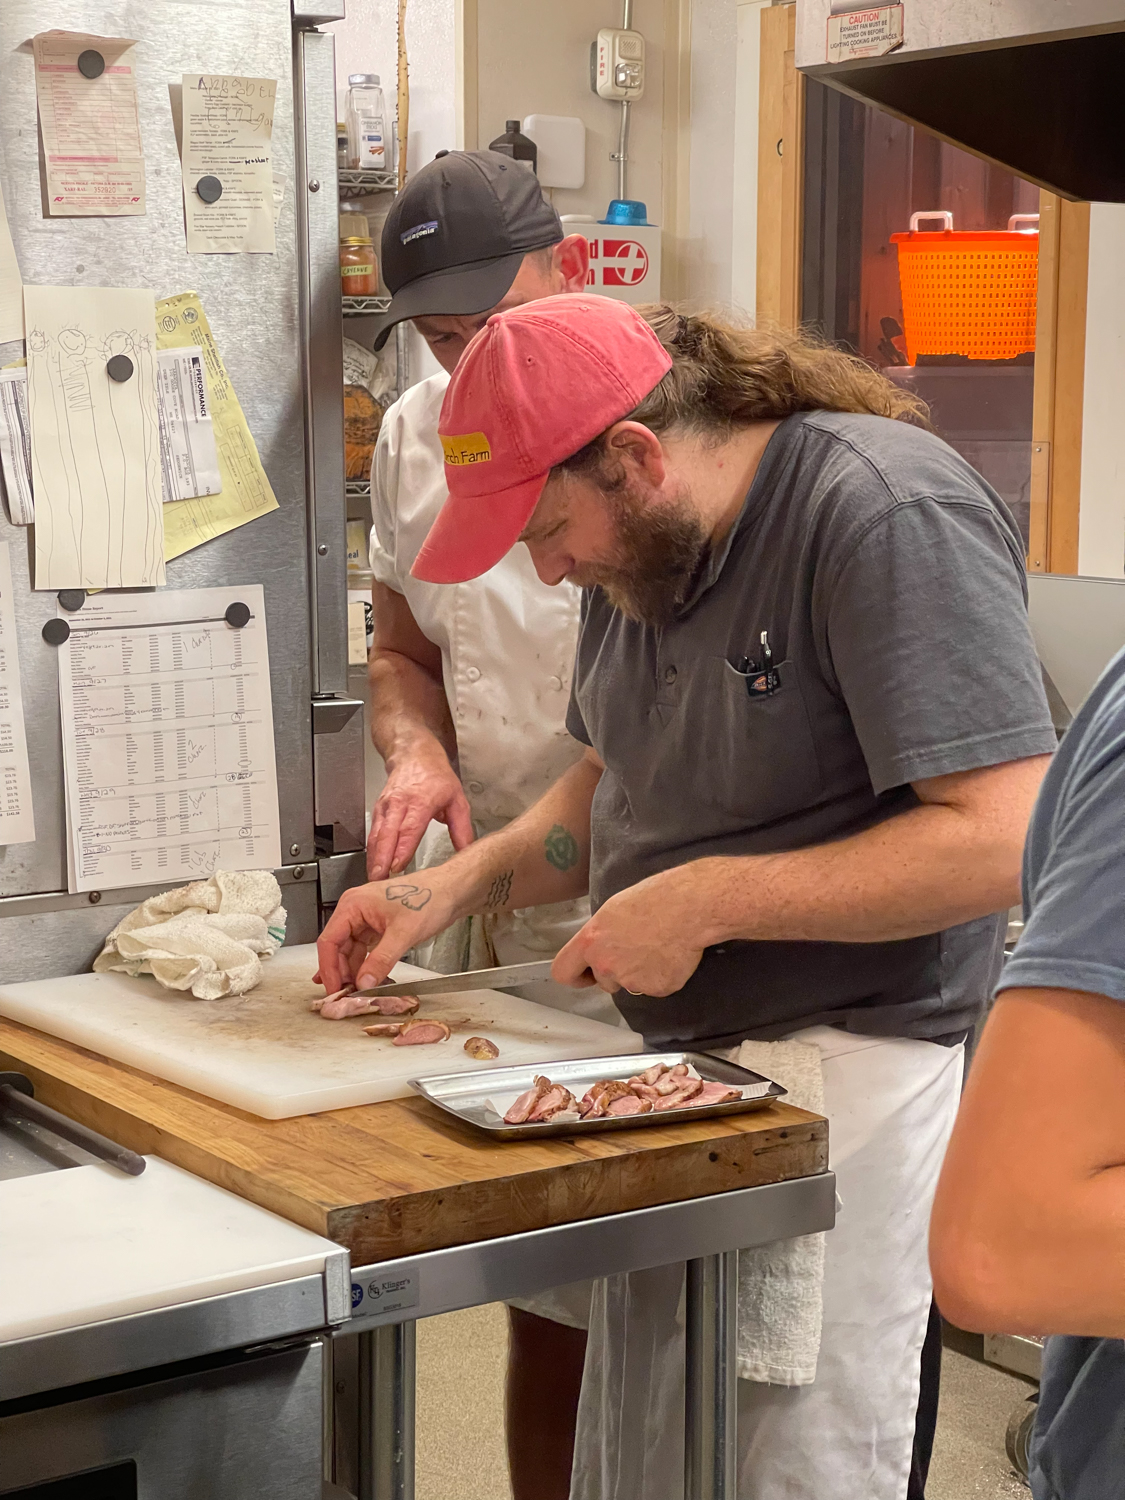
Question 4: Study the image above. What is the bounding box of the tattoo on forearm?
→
[485,869,514,910]
[385,882,432,911]
[544,824,580,872]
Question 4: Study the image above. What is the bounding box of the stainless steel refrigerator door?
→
[0,1,317,920]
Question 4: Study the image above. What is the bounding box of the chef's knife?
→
[351,959,559,1001]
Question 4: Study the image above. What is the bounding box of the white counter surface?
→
[0,1156,340,1342]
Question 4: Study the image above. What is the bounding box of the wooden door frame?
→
[1028,193,1090,574]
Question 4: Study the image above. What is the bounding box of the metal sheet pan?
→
[409,1052,787,1139]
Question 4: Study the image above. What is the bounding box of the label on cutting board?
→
[352,1266,421,1319]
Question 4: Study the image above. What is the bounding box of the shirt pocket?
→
[682,656,823,826]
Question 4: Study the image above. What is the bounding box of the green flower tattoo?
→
[544,824,580,872]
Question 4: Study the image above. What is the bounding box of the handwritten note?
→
[33,31,145,217]
[0,543,35,846]
[156,291,278,559]
[57,585,281,893]
[25,286,163,589]
[182,75,276,254]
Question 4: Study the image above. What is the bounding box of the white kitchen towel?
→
[93,870,286,999]
[723,1038,826,1385]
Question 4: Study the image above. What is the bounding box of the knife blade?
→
[351,959,558,1001]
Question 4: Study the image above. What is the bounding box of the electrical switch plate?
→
[522,114,586,189]
[591,28,645,101]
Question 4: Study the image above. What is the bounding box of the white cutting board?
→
[0,945,641,1119]
[0,1157,339,1340]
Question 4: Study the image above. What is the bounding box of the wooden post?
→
[756,3,804,327]
[397,0,410,189]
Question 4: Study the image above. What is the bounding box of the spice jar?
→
[339,211,378,297]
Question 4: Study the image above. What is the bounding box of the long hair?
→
[558,306,928,481]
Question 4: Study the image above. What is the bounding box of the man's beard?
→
[570,482,710,627]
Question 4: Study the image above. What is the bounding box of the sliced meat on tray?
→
[606,1093,652,1116]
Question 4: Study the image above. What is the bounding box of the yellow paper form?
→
[156,292,279,560]
[32,31,145,217]
[0,179,23,343]
[25,286,163,590]
[182,75,276,254]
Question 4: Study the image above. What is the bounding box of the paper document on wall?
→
[157,347,221,502]
[155,291,279,559]
[25,286,163,589]
[0,180,23,342]
[33,31,145,216]
[0,543,35,845]
[182,75,276,254]
[0,368,32,525]
[57,585,281,893]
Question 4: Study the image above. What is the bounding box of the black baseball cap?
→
[370,150,563,350]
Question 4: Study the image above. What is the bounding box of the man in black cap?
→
[362,150,599,1499]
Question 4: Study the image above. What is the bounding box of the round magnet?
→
[224,601,251,629]
[42,618,70,645]
[196,175,223,204]
[77,49,105,79]
[57,589,86,612]
[106,354,134,383]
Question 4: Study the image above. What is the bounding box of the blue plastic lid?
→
[600,198,650,226]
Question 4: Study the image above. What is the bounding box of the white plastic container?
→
[346,73,387,172]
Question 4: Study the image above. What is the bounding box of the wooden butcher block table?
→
[0,1009,833,1500]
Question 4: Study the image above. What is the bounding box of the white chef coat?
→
[369,372,620,1030]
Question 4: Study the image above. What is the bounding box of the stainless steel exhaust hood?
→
[797,2,1125,201]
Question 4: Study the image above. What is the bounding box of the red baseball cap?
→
[411,296,673,584]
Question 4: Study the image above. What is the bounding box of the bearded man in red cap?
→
[320,297,1056,1499]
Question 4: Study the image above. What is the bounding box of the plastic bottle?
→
[346,74,387,172]
[488,119,537,173]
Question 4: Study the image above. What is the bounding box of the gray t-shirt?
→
[998,647,1125,1500]
[567,410,1056,1048]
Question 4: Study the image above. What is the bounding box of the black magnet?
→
[42,618,70,645]
[57,589,86,612]
[224,601,251,629]
[196,175,223,204]
[106,354,134,383]
[77,49,105,79]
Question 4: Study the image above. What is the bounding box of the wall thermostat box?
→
[591,28,645,101]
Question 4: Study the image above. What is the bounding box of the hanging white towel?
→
[93,870,286,1000]
[724,1037,826,1385]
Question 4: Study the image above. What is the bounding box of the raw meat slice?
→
[637,1063,669,1087]
[654,1078,705,1111]
[363,1021,406,1037]
[392,1020,452,1046]
[373,993,421,1016]
[504,1076,553,1125]
[464,1036,500,1060]
[311,984,354,1013]
[606,1093,652,1116]
[528,1085,576,1122]
[692,1081,744,1106]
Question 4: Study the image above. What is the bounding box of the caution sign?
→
[826,4,904,63]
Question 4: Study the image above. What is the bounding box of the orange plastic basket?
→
[890,211,1039,363]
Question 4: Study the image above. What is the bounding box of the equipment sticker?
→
[352,1267,421,1319]
[826,4,904,63]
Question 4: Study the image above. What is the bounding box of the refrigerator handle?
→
[294,23,348,697]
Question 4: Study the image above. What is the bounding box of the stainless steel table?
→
[336,1172,837,1500]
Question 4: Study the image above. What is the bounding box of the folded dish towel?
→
[725,1037,826,1386]
[93,870,286,1000]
